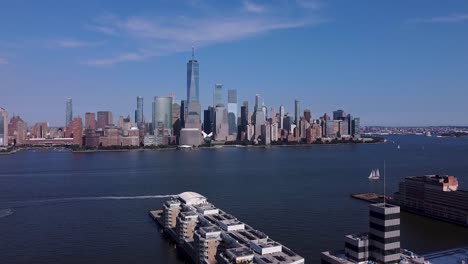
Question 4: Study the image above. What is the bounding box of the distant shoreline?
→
[1,138,383,155]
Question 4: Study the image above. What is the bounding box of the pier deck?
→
[351,192,392,203]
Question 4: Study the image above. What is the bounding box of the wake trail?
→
[25,194,177,204]
[0,208,13,218]
[0,194,178,212]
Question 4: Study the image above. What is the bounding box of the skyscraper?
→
[294,99,300,126]
[240,106,248,130]
[97,111,113,130]
[85,112,96,130]
[203,107,214,134]
[213,84,224,107]
[65,98,73,127]
[135,96,143,124]
[152,96,173,136]
[254,94,260,113]
[333,109,346,120]
[279,105,285,129]
[213,105,228,141]
[187,47,199,104]
[227,89,237,135]
[304,109,312,123]
[0,108,8,146]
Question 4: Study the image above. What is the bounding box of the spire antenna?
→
[192,45,195,60]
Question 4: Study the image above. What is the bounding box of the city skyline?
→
[1,1,468,126]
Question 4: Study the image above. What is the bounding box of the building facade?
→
[0,108,8,146]
[65,98,73,127]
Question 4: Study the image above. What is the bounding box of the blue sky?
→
[1,0,467,126]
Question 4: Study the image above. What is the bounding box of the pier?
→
[351,192,392,203]
[149,192,305,264]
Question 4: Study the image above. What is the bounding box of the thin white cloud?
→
[56,39,104,48]
[83,2,325,66]
[243,1,268,13]
[296,0,321,10]
[413,13,468,23]
[0,57,8,65]
[82,50,155,66]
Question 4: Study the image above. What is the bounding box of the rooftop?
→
[178,192,207,205]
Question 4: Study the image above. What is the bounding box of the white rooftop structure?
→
[178,192,207,206]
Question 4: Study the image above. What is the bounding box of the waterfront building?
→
[352,117,361,137]
[394,175,468,226]
[0,108,8,146]
[254,111,265,142]
[299,118,310,140]
[321,113,330,137]
[227,89,237,136]
[270,122,278,142]
[8,115,27,145]
[179,128,202,146]
[283,115,292,132]
[246,124,255,142]
[306,123,322,144]
[97,111,113,130]
[214,105,229,142]
[260,123,271,145]
[152,96,173,137]
[163,199,181,229]
[333,109,346,120]
[180,100,187,128]
[176,211,199,243]
[99,126,119,147]
[279,105,285,129]
[135,96,144,124]
[153,192,305,264]
[340,119,349,137]
[65,98,73,127]
[194,225,222,264]
[321,203,401,264]
[326,120,335,138]
[294,100,300,126]
[203,106,214,134]
[31,122,49,138]
[85,112,96,130]
[213,84,224,107]
[65,116,83,145]
[84,129,100,147]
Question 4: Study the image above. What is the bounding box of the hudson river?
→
[1,135,468,263]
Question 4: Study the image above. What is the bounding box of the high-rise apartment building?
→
[65,98,73,127]
[321,203,401,264]
[213,84,224,107]
[65,116,83,145]
[85,112,96,130]
[152,96,173,136]
[0,108,8,146]
[227,89,237,135]
[97,111,113,130]
[8,115,27,145]
[135,96,144,124]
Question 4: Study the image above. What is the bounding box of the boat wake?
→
[0,208,13,218]
[23,194,177,204]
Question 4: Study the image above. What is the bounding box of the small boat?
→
[369,169,380,180]
[397,144,400,150]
